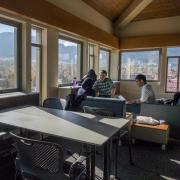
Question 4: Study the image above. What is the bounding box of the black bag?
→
[65,94,76,110]
[65,94,85,111]
[173,92,180,105]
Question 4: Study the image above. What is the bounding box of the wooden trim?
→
[120,33,180,50]
[115,0,153,29]
[0,0,119,49]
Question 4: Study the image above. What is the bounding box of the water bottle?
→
[72,77,77,88]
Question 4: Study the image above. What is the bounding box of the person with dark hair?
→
[129,74,155,103]
[93,70,114,97]
[81,69,97,84]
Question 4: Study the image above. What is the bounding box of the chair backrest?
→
[80,96,125,117]
[10,133,66,180]
[43,98,65,110]
[83,106,115,117]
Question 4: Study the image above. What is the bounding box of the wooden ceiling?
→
[83,0,180,22]
[134,0,180,21]
[82,0,133,22]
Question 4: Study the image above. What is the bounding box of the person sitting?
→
[76,77,95,97]
[66,76,96,110]
[129,74,155,104]
[81,69,97,84]
[93,70,114,97]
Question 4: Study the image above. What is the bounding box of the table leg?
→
[91,145,96,180]
[115,138,119,179]
[103,140,110,180]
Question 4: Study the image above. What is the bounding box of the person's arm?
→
[140,86,149,103]
[128,86,148,104]
[92,81,99,96]
[111,82,116,97]
[127,99,141,104]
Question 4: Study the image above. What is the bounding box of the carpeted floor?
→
[16,135,180,180]
[94,139,180,180]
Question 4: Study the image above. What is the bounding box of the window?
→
[88,44,95,70]
[120,50,160,81]
[99,49,110,74]
[58,38,82,84]
[0,20,21,92]
[166,47,180,92]
[31,27,42,92]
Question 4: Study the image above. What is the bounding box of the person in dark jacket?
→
[77,77,95,97]
[81,69,97,84]
[66,70,96,110]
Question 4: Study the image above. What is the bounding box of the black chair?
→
[43,98,66,110]
[10,133,87,180]
[83,106,134,178]
[0,132,16,180]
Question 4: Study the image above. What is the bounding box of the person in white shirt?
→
[129,74,155,104]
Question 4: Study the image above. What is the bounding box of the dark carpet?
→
[95,139,180,180]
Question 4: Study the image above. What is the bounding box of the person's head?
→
[135,74,147,87]
[87,69,97,81]
[99,70,107,81]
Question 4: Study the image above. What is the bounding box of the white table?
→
[0,106,130,179]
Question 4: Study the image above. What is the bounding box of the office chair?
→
[43,97,66,110]
[10,132,87,180]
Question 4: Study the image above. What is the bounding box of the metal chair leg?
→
[127,135,134,166]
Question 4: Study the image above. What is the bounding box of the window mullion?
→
[178,58,180,91]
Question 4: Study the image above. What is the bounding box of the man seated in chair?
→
[128,74,155,104]
[93,70,114,97]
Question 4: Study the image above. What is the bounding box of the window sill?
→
[0,92,38,99]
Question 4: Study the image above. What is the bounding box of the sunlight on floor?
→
[160,175,178,180]
[170,159,180,165]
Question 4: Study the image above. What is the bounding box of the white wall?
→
[45,0,113,34]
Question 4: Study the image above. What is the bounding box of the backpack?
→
[65,94,85,111]
[173,92,180,105]
[65,94,76,110]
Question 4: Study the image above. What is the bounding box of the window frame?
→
[119,48,161,82]
[88,43,95,70]
[58,35,83,86]
[165,56,180,93]
[0,17,22,93]
[31,26,42,93]
[98,48,111,76]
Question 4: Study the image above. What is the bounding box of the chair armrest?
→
[74,155,86,164]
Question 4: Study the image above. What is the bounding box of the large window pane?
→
[58,39,81,84]
[121,50,160,80]
[99,49,110,74]
[88,44,94,70]
[166,58,179,92]
[167,47,180,56]
[31,27,41,44]
[31,47,40,92]
[0,23,17,90]
[31,27,42,92]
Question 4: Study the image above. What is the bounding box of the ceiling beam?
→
[115,0,153,30]
[120,33,180,49]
